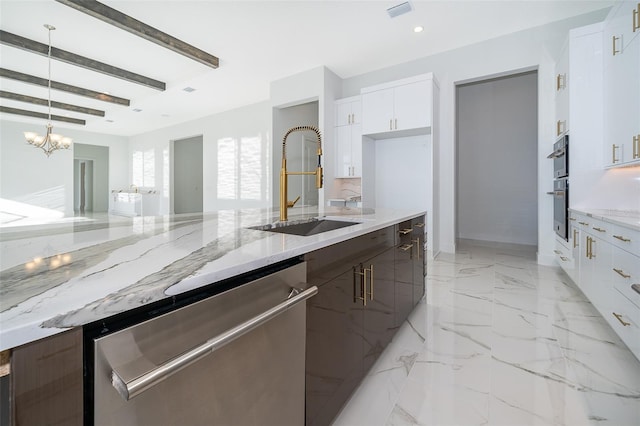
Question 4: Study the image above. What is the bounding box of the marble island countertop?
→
[0,206,425,351]
[568,208,640,231]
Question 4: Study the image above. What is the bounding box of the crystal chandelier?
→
[23,24,72,157]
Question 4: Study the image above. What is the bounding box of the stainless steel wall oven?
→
[547,135,569,240]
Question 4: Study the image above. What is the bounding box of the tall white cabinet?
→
[359,73,439,258]
[604,1,640,167]
[334,96,362,178]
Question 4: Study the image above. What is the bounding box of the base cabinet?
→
[304,216,426,426]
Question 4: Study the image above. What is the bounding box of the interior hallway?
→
[334,240,640,425]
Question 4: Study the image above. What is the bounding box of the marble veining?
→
[0,207,425,351]
[333,240,640,426]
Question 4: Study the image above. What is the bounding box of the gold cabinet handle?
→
[634,135,639,159]
[573,229,578,248]
[578,221,589,226]
[556,73,566,91]
[613,234,631,242]
[399,244,413,252]
[613,35,621,56]
[586,236,595,259]
[414,222,425,228]
[389,119,393,131]
[613,312,631,327]
[412,238,421,259]
[556,120,566,136]
[569,217,577,221]
[369,264,374,301]
[612,144,620,163]
[634,3,639,32]
[560,256,568,261]
[554,249,561,254]
[395,118,398,130]
[399,228,412,235]
[592,227,606,233]
[354,266,367,306]
[613,268,631,279]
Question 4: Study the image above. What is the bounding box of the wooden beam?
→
[0,90,105,117]
[0,30,166,91]
[0,68,130,106]
[0,106,86,125]
[56,0,219,69]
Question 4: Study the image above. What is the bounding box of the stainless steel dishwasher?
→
[93,261,315,426]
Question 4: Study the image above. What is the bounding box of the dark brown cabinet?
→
[305,216,426,426]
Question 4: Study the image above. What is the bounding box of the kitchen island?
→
[0,206,426,424]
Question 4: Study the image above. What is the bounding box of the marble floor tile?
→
[333,240,640,426]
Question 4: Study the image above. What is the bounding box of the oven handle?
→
[111,285,318,401]
[546,149,565,159]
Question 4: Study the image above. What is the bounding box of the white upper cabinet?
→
[555,38,569,136]
[604,1,640,167]
[361,74,434,138]
[334,96,362,178]
[335,97,361,127]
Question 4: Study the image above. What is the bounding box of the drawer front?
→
[609,288,640,359]
[610,223,640,255]
[612,248,640,309]
[586,217,612,237]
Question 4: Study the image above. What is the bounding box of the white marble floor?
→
[333,239,640,426]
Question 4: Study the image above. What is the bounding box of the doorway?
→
[174,135,203,214]
[74,143,109,214]
[455,70,538,246]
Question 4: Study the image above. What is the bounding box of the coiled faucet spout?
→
[280,125,323,221]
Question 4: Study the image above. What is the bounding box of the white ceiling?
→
[0,0,614,137]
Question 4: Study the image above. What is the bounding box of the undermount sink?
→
[249,218,359,236]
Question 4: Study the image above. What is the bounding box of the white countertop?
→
[0,206,425,351]
[569,208,640,231]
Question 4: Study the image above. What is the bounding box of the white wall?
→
[0,119,127,220]
[341,9,609,262]
[457,72,538,245]
[128,101,271,215]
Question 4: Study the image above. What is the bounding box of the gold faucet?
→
[280,125,323,221]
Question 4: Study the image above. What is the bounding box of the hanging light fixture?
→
[23,24,72,157]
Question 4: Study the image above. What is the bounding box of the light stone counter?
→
[568,208,640,231]
[0,207,425,351]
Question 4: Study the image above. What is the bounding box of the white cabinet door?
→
[604,2,640,167]
[362,88,394,135]
[335,98,362,126]
[555,40,569,136]
[334,123,362,178]
[393,80,432,131]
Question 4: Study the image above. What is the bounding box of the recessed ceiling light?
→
[414,26,424,33]
[182,87,196,93]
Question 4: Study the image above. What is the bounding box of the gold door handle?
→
[592,227,606,233]
[412,238,421,259]
[573,229,578,248]
[399,244,413,252]
[399,228,412,235]
[613,234,631,242]
[613,268,631,279]
[354,266,367,306]
[613,312,631,327]
[612,35,621,56]
[612,144,620,163]
[589,237,595,259]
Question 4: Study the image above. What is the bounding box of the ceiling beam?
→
[0,90,105,117]
[56,0,219,69]
[0,106,86,125]
[0,30,166,91]
[0,68,130,106]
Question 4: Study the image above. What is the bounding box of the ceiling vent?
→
[387,1,412,18]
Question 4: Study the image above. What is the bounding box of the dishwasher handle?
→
[111,285,318,401]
